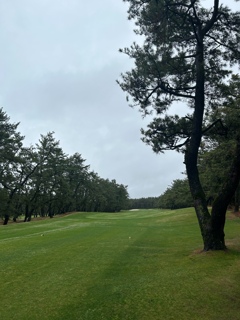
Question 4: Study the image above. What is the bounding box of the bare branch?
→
[202,119,227,135]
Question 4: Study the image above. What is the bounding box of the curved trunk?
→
[185,29,213,250]
[185,22,230,250]
[187,136,240,250]
[207,138,240,250]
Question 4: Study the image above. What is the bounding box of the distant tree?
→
[109,179,129,212]
[119,0,240,250]
[128,197,159,209]
[87,177,129,213]
[0,108,25,224]
[158,179,193,209]
[33,132,67,218]
[57,152,90,213]
[9,146,40,222]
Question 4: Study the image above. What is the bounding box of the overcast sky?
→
[0,1,237,199]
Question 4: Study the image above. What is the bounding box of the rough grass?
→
[1,208,240,320]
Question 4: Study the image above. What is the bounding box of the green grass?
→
[1,208,240,320]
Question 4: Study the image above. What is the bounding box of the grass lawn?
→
[0,208,240,320]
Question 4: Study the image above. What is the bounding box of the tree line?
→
[0,108,129,225]
[128,197,159,209]
[128,179,192,210]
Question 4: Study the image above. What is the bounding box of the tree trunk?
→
[186,138,240,250]
[40,207,45,217]
[185,30,214,250]
[184,19,240,250]
[209,138,240,249]
[24,204,29,222]
[188,137,240,250]
[206,205,226,250]
[24,204,33,222]
[3,214,9,225]
[234,185,240,213]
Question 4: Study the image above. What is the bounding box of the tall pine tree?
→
[119,0,240,250]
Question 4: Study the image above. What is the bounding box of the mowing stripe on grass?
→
[1,208,240,320]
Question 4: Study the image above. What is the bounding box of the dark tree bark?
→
[185,26,216,250]
[3,214,9,225]
[234,186,240,213]
[209,138,240,249]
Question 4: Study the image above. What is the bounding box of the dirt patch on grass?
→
[228,211,240,220]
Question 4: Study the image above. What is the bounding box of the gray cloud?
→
[0,0,187,198]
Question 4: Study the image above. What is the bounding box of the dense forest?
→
[0,108,129,225]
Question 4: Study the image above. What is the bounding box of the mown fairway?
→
[1,208,240,320]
